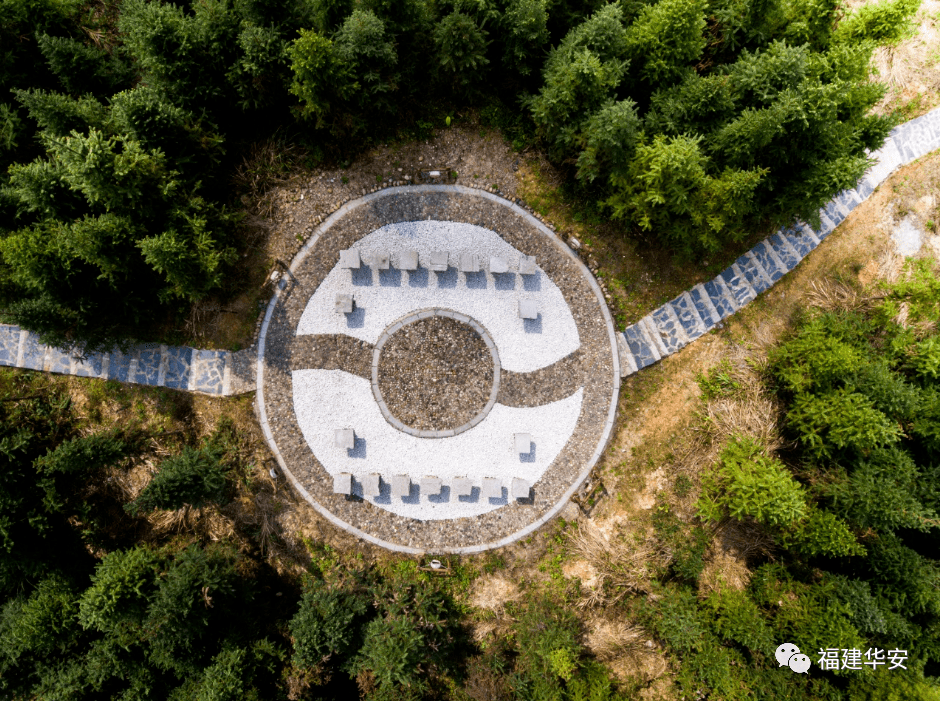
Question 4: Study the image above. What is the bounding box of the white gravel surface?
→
[292,369,583,520]
[296,221,580,373]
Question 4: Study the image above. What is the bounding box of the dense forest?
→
[0,0,921,353]
[2,0,938,698]
[1,261,938,699]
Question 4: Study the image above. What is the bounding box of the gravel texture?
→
[376,314,496,433]
[256,185,620,552]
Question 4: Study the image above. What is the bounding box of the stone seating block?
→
[511,478,531,500]
[421,476,443,495]
[335,428,355,450]
[458,253,479,272]
[362,473,381,497]
[391,474,411,498]
[429,251,449,271]
[371,251,390,269]
[452,477,473,497]
[518,300,538,319]
[399,250,419,270]
[489,256,509,274]
[514,433,532,453]
[335,294,353,314]
[481,477,502,499]
[333,473,352,495]
[339,249,361,269]
[518,255,537,275]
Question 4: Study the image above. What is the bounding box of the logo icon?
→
[789,654,811,673]
[776,643,800,667]
[776,643,810,673]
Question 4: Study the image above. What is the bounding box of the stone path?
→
[0,108,937,390]
[0,327,256,395]
[619,108,940,374]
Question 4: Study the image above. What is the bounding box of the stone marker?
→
[482,477,502,499]
[372,251,390,269]
[429,251,449,271]
[459,253,480,273]
[391,474,411,498]
[339,249,361,269]
[452,477,473,497]
[511,478,531,500]
[334,472,352,495]
[362,473,381,497]
[334,294,353,314]
[399,250,419,270]
[335,428,355,450]
[519,255,538,275]
[514,433,532,454]
[489,256,509,274]
[421,476,443,496]
[518,300,539,319]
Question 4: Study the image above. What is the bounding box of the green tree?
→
[697,437,807,527]
[434,11,490,94]
[125,443,230,516]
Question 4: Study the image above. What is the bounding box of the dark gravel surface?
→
[377,316,494,431]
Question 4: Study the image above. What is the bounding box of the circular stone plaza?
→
[256,185,621,553]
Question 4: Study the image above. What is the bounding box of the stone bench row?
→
[340,248,538,275]
[0,325,243,396]
[333,472,532,501]
[619,108,940,376]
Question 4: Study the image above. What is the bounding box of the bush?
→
[125,443,230,515]
[605,134,766,254]
[290,580,367,669]
[287,29,358,128]
[786,388,901,459]
[36,33,136,97]
[499,0,549,76]
[622,0,707,87]
[833,0,922,46]
[434,12,490,94]
[697,437,806,527]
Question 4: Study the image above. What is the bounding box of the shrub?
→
[335,9,399,112]
[352,615,428,700]
[499,0,549,76]
[11,89,107,138]
[770,317,864,394]
[527,4,629,160]
[786,388,901,459]
[697,437,806,527]
[290,580,367,669]
[434,12,490,93]
[833,0,922,46]
[125,443,230,515]
[605,133,765,254]
[35,34,136,97]
[287,29,358,127]
[706,587,775,655]
[514,597,582,683]
[782,507,866,558]
[623,0,707,87]
[575,98,641,183]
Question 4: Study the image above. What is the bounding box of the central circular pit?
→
[373,310,500,437]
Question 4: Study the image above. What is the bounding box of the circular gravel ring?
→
[256,184,621,554]
[372,309,501,437]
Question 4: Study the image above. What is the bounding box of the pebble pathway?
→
[0,108,937,389]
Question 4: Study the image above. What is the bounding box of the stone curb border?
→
[371,307,502,438]
[256,184,622,554]
[619,108,940,375]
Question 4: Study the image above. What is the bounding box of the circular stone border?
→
[371,308,501,438]
[255,184,621,554]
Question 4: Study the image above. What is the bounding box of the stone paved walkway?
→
[0,108,937,389]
